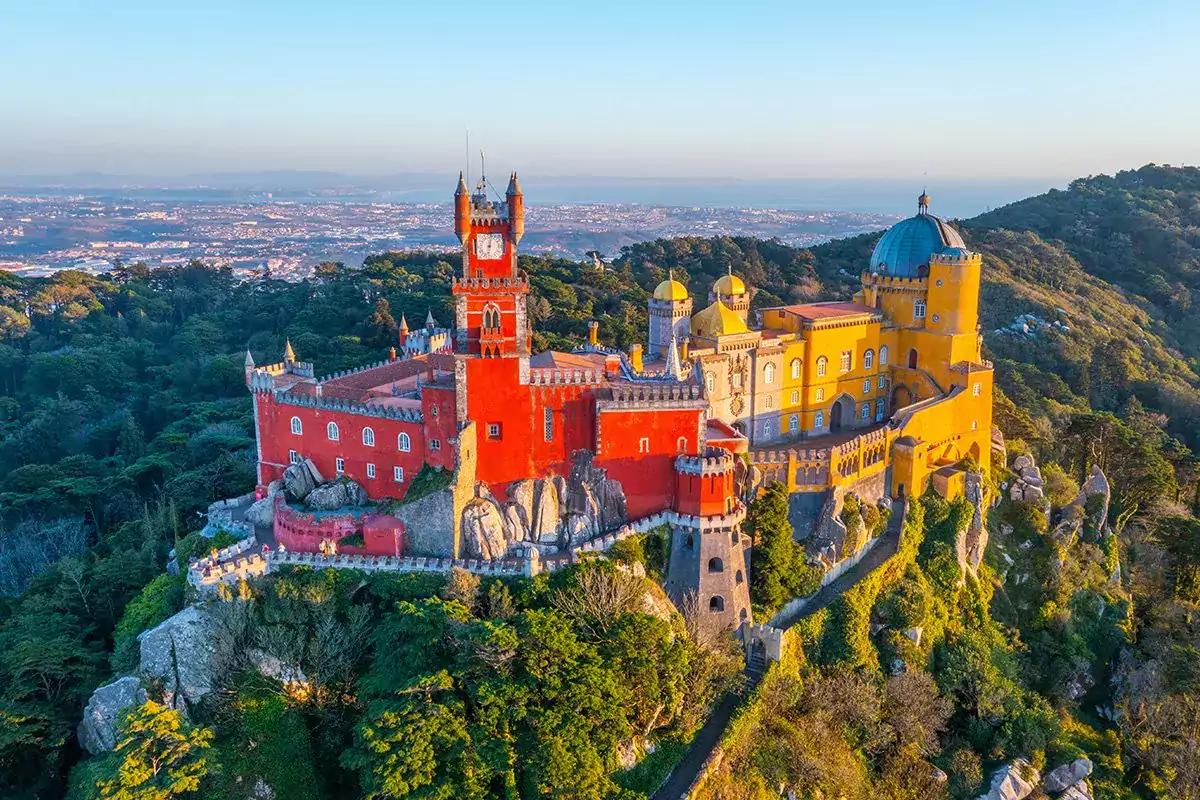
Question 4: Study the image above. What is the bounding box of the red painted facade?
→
[248,171,738,558]
[273,497,404,557]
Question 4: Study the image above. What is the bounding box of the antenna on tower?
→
[479,148,487,192]
[465,129,470,188]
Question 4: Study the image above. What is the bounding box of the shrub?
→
[111,572,186,672]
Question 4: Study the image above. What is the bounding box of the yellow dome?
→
[691,300,749,338]
[714,273,746,296]
[653,278,689,301]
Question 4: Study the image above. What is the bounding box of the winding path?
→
[651,501,904,800]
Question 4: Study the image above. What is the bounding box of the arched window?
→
[789,414,799,433]
[736,569,745,585]
[864,349,874,369]
[880,345,889,365]
[482,303,501,330]
[397,432,411,452]
[326,422,339,441]
[290,416,302,435]
[677,437,688,453]
[705,371,715,393]
[763,362,776,385]
[914,299,927,319]
[861,403,870,421]
[707,557,724,573]
[790,358,801,380]
[839,350,852,373]
[908,348,918,369]
[815,410,825,428]
[816,356,828,377]
[362,427,375,446]
[709,596,725,612]
[816,387,825,402]
[685,533,695,550]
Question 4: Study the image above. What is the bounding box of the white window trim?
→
[290,416,302,435]
[393,466,404,482]
[362,427,375,447]
[327,422,339,441]
[398,432,411,452]
[335,457,345,474]
[366,463,376,478]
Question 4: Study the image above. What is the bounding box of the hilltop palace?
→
[233,172,995,632]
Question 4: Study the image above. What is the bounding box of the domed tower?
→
[710,267,750,324]
[648,272,692,360]
[664,447,752,634]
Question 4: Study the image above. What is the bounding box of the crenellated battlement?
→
[272,391,424,423]
[248,360,314,392]
[601,382,704,409]
[929,250,981,266]
[861,271,928,289]
[753,446,831,464]
[675,447,735,477]
[451,272,530,293]
[528,367,604,387]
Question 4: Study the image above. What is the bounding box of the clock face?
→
[475,233,505,260]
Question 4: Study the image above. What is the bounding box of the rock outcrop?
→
[244,481,280,527]
[458,451,628,557]
[806,486,847,567]
[78,676,147,754]
[138,605,217,713]
[304,477,368,511]
[282,459,324,502]
[959,470,989,571]
[977,758,1039,800]
[1009,454,1047,505]
[1042,758,1093,794]
[1053,465,1111,543]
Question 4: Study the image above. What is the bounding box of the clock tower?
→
[451,169,529,358]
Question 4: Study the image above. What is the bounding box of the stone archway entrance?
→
[829,395,855,433]
[891,384,913,411]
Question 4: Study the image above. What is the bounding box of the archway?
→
[829,395,855,433]
[907,348,918,369]
[891,384,913,410]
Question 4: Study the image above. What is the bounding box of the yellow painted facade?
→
[650,199,994,501]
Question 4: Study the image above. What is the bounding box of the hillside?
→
[0,167,1198,799]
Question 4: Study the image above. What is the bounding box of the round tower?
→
[664,447,753,634]
[454,172,470,243]
[506,171,524,245]
[710,268,751,324]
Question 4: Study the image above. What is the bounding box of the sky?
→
[3,0,1199,182]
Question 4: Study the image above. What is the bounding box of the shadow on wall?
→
[787,490,827,542]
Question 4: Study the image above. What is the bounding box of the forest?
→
[0,164,1198,798]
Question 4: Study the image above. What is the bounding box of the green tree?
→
[98,700,215,800]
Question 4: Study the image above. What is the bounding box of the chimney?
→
[629,343,643,373]
[389,346,397,362]
[587,320,599,346]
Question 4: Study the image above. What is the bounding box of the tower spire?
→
[283,339,296,363]
[665,332,685,381]
[918,188,930,215]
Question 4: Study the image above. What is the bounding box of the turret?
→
[283,339,296,365]
[454,171,470,243]
[244,349,255,386]
[506,171,524,245]
[398,314,409,347]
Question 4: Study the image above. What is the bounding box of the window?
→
[707,557,724,573]
[880,345,889,365]
[765,396,773,409]
[684,533,695,550]
[763,420,774,437]
[763,362,776,385]
[875,398,885,422]
[482,303,501,330]
[863,379,871,395]
[290,416,302,435]
[790,389,799,404]
[677,437,688,453]
[861,403,870,421]
[815,410,825,428]
[638,437,650,454]
[864,349,874,369]
[709,596,725,613]
[544,407,554,442]
[430,404,439,417]
[366,463,376,478]
[326,422,339,441]
[487,423,501,440]
[393,466,405,482]
[732,369,743,389]
[289,449,300,464]
[816,387,825,402]
[839,350,852,373]
[705,371,715,392]
[789,414,799,433]
[397,432,411,452]
[430,439,441,451]
[790,358,801,380]
[878,375,887,389]
[914,299,927,319]
[736,570,744,585]
[973,382,982,397]
[971,420,979,431]
[816,356,828,377]
[362,427,375,446]
[335,457,345,474]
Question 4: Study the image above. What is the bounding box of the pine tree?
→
[98,699,215,800]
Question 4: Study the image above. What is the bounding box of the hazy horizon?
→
[6,1,1199,181]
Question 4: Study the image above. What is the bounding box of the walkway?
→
[651,500,905,800]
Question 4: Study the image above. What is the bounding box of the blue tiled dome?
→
[869,197,966,277]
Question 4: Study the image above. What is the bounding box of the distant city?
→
[0,193,898,281]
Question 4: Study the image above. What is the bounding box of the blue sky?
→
[4,0,1199,180]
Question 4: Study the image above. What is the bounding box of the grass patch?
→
[612,736,692,797]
